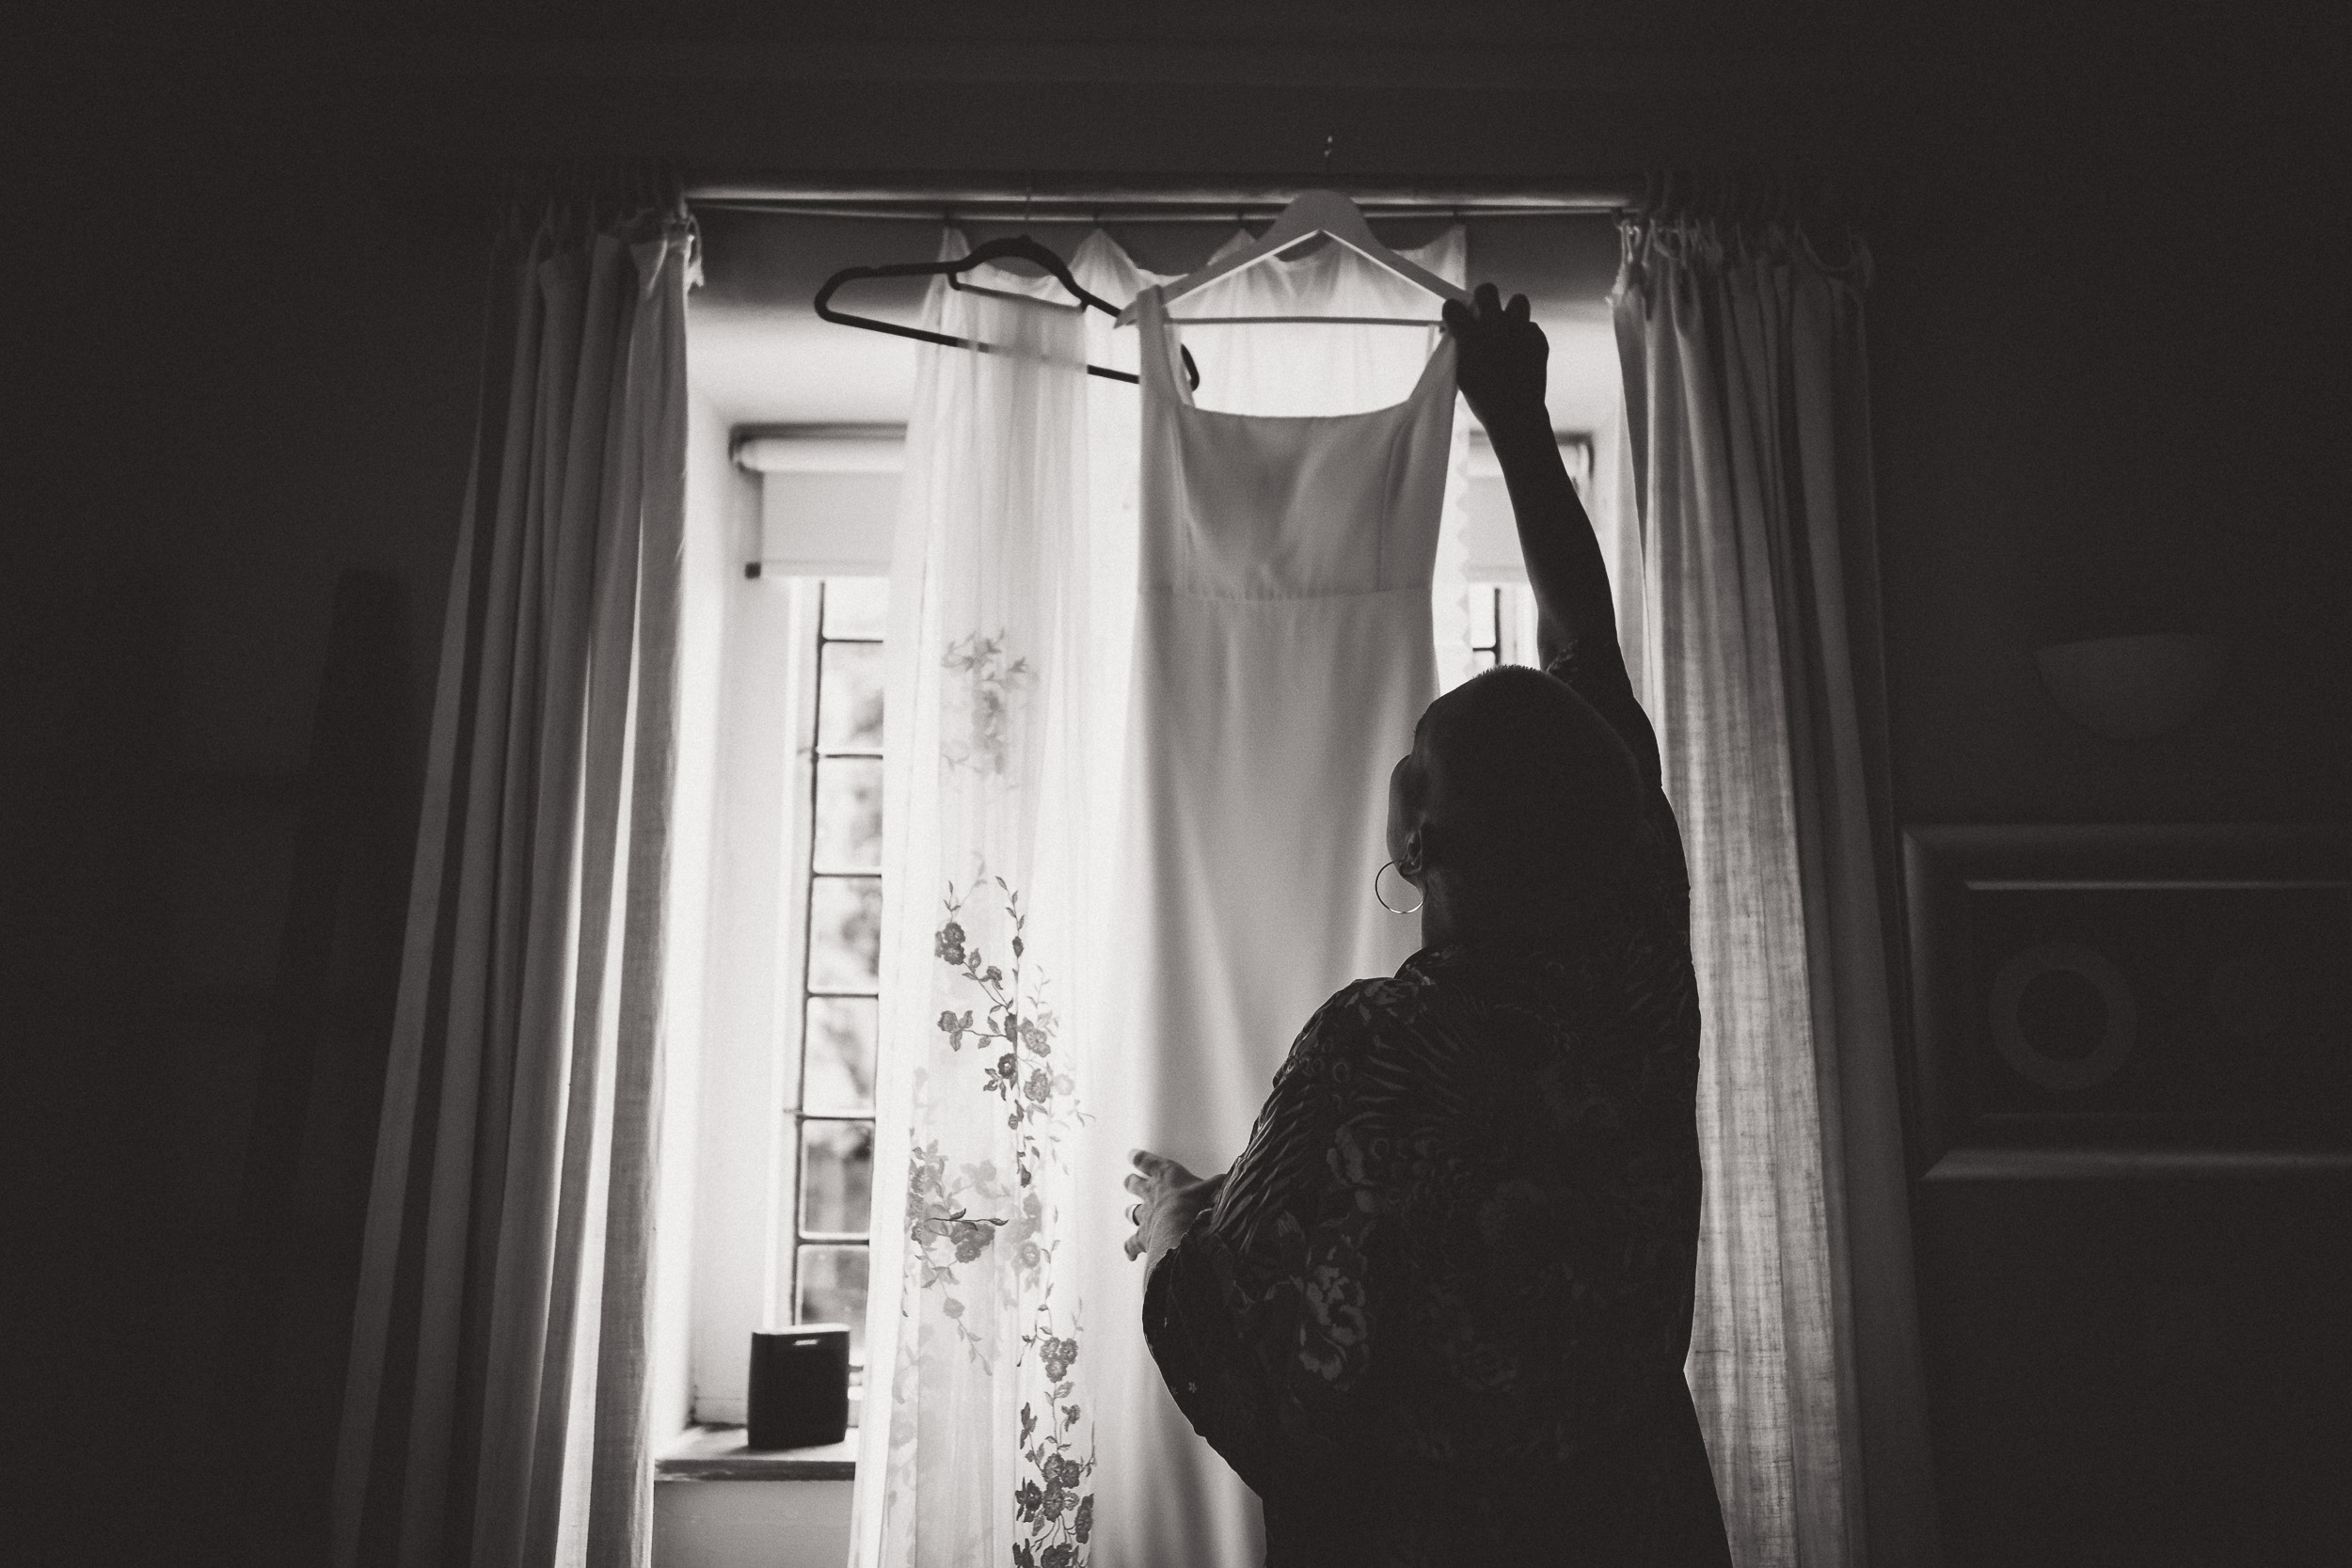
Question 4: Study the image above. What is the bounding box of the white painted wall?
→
[653,384,756,1441]
[684,562,816,1427]
[655,1482,853,1568]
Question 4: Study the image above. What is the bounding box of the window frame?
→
[684,570,889,1430]
[686,424,1619,1427]
[783,581,885,1355]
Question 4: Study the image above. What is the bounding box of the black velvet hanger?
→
[815,235,1199,389]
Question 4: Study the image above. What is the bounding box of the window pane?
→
[804,997,877,1114]
[1468,585,1499,649]
[818,641,885,752]
[1471,648,1498,672]
[1502,583,1540,667]
[800,1119,875,1237]
[812,757,882,873]
[822,578,890,640]
[797,1244,870,1360]
[808,877,882,991]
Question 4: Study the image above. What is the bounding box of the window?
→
[678,424,905,1431]
[789,578,889,1355]
[782,568,1541,1362]
[676,562,895,1427]
[682,421,1620,1428]
[1461,430,1591,673]
[1467,582,1543,671]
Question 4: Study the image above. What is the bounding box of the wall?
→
[12,71,490,1564]
[13,5,2342,1564]
[1865,32,2349,1564]
[682,402,801,1433]
[651,384,755,1446]
[656,1481,854,1568]
[1871,84,2348,827]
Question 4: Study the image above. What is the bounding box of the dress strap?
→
[1399,327,1458,420]
[1135,287,1195,408]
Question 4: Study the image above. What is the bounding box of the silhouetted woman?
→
[1121,285,1733,1567]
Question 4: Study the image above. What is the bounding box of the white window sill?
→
[657,1423,857,1482]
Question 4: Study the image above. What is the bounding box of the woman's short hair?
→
[1417,666,1645,891]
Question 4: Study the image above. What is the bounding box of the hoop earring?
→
[1374,860,1424,915]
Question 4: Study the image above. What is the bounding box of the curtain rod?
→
[686,179,1643,223]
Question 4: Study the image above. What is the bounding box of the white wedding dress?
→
[1088,269,1460,1568]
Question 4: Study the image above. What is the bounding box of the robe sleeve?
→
[1139,984,1394,1497]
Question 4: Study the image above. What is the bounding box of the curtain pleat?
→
[333,192,694,1568]
[1615,220,1938,1568]
[1779,241,1936,1568]
[587,228,691,1564]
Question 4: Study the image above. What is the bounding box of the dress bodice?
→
[1135,286,1457,601]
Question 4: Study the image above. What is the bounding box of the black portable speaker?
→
[747,1323,850,1449]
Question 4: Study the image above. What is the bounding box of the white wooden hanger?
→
[1114,189,1471,327]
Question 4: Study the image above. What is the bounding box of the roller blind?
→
[739,428,902,576]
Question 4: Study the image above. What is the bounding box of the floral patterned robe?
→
[1141,641,1733,1566]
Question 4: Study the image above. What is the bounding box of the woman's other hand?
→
[1442,282,1549,435]
[1123,1149,1228,1271]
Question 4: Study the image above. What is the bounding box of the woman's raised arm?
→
[1443,283,1617,670]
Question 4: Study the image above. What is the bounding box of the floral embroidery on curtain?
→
[854,236,1106,1568]
[941,635,1036,775]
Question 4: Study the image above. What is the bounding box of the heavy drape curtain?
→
[855,227,1473,1568]
[1613,216,1939,1567]
[332,188,696,1568]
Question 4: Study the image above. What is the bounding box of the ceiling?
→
[688,210,1629,436]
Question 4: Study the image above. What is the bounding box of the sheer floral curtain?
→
[1614,213,1938,1568]
[852,235,1110,1568]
